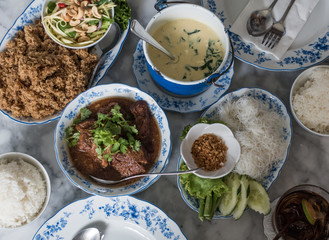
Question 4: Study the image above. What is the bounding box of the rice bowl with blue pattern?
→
[54,83,171,197]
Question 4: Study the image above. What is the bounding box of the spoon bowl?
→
[72,227,103,240]
[246,0,279,36]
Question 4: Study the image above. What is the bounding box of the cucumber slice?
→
[247,180,270,215]
[219,173,241,216]
[232,175,250,220]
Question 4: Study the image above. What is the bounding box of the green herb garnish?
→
[184,29,201,35]
[112,0,131,30]
[47,1,56,14]
[90,104,140,162]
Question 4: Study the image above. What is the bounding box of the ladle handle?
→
[130,19,175,60]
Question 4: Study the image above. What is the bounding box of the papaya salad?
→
[43,0,116,47]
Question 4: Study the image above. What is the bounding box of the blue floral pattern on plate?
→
[0,0,129,125]
[202,0,329,71]
[177,88,292,218]
[132,40,234,113]
[33,195,187,240]
[54,83,171,197]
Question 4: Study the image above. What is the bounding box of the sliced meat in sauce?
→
[111,147,148,177]
[130,100,153,152]
[68,98,161,186]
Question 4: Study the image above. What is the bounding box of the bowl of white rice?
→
[0,152,51,229]
[290,65,329,137]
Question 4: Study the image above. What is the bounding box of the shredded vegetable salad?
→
[43,0,115,47]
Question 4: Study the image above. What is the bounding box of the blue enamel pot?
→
[142,3,234,97]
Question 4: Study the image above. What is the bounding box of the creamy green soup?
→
[147,18,224,82]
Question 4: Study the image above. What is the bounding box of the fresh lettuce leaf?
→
[179,163,228,200]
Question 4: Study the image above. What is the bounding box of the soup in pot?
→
[147,18,225,82]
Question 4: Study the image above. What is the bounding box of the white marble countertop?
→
[0,0,329,239]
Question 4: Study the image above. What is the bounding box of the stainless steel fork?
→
[262,0,296,49]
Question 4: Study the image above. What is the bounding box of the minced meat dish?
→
[191,133,228,171]
[0,20,98,119]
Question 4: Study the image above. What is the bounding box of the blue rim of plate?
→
[132,40,234,113]
[201,0,329,71]
[54,83,172,197]
[0,0,129,125]
[33,195,187,240]
[177,87,292,219]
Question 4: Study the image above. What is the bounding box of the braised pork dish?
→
[65,97,161,185]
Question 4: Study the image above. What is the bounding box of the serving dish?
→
[41,0,115,49]
[133,40,234,113]
[290,65,329,137]
[177,88,292,218]
[54,83,171,197]
[143,3,231,96]
[33,195,187,240]
[0,152,51,229]
[0,0,129,125]
[202,0,329,71]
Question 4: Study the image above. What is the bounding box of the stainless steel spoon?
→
[87,22,121,89]
[247,0,279,36]
[72,227,104,240]
[130,19,175,60]
[90,167,202,185]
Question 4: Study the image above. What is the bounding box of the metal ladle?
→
[130,19,175,60]
[90,167,202,185]
[247,0,279,36]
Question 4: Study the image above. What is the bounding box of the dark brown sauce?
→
[68,97,161,187]
[275,190,329,240]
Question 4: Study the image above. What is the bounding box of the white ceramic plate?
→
[132,40,234,113]
[55,83,171,197]
[201,0,329,71]
[177,88,292,218]
[0,0,129,124]
[33,195,187,240]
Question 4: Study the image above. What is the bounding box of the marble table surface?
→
[0,0,329,239]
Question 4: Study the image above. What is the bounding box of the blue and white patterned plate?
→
[202,0,329,71]
[177,88,292,218]
[54,83,171,197]
[132,40,234,113]
[33,195,187,240]
[0,0,129,125]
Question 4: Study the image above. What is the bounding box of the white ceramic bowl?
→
[290,65,329,137]
[54,83,171,197]
[41,0,114,49]
[180,123,240,178]
[0,152,51,229]
[143,4,231,96]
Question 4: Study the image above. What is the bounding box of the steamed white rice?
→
[0,158,46,228]
[292,68,329,134]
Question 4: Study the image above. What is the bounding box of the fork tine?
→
[264,32,274,47]
[268,34,278,48]
[270,35,281,49]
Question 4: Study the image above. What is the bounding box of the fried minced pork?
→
[0,21,98,119]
